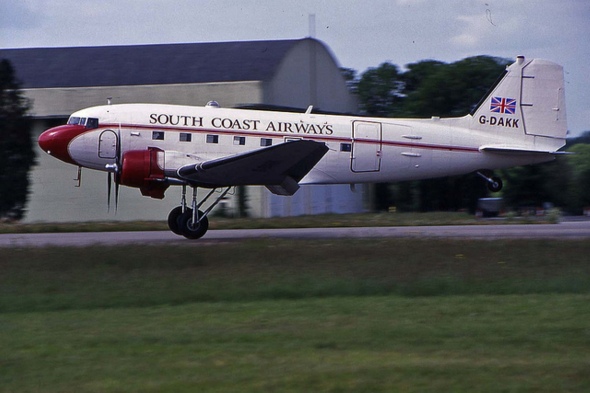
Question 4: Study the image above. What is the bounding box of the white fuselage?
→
[65,103,554,186]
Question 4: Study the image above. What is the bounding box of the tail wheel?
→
[488,177,503,192]
[178,210,209,240]
[477,171,504,193]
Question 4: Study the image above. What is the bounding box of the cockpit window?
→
[66,116,99,129]
[67,117,81,125]
[86,118,99,129]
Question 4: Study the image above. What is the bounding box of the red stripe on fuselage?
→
[101,123,480,154]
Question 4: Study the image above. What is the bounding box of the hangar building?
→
[0,38,365,222]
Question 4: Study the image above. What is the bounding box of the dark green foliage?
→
[356,62,404,116]
[0,59,35,221]
[339,67,358,94]
[566,144,590,212]
[402,56,510,117]
[500,141,590,214]
[353,55,509,118]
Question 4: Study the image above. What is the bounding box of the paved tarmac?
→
[1,220,590,247]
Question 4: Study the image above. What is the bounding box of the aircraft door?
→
[98,129,118,159]
[352,121,382,172]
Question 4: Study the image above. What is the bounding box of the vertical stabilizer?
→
[471,56,567,149]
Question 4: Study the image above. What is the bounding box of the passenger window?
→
[180,133,192,142]
[152,131,165,140]
[233,136,246,145]
[206,135,219,144]
[340,143,352,152]
[260,138,272,147]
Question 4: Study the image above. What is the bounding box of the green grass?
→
[1,239,589,312]
[1,238,589,392]
[2,296,589,392]
[0,211,553,234]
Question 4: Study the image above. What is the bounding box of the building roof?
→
[0,39,308,89]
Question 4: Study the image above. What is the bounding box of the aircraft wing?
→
[177,139,329,195]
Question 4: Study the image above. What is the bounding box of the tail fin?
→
[472,56,567,152]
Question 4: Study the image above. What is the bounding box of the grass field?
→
[0,211,556,234]
[1,238,589,392]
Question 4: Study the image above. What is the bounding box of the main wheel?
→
[178,210,209,239]
[167,206,190,236]
[488,177,503,192]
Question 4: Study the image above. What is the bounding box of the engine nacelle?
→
[119,147,169,199]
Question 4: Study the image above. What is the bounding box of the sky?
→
[1,0,589,136]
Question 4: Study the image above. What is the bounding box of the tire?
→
[178,210,209,239]
[167,206,188,235]
[488,177,503,192]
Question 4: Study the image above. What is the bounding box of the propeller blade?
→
[111,126,122,213]
[116,126,122,166]
[114,180,120,212]
[107,171,112,212]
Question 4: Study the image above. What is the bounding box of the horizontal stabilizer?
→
[177,140,328,191]
[479,145,560,155]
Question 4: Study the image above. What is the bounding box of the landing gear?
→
[477,170,503,192]
[178,210,209,239]
[167,185,232,239]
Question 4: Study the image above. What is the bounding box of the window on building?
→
[206,134,219,144]
[260,138,273,147]
[233,136,246,145]
[152,131,165,140]
[180,133,192,142]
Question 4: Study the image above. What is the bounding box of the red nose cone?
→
[38,125,87,165]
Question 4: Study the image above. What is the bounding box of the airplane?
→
[38,56,567,239]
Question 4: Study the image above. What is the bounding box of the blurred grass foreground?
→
[1,238,590,392]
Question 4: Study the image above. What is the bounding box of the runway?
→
[2,220,590,247]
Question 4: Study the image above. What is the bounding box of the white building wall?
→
[248,184,367,218]
[24,81,264,117]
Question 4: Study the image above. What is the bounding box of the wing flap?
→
[177,140,328,195]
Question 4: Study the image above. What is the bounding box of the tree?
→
[340,67,358,95]
[501,165,551,210]
[566,144,590,213]
[0,59,35,221]
[402,56,510,117]
[356,62,404,116]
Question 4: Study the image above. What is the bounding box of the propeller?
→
[105,127,122,212]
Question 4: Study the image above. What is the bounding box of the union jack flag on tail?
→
[490,97,517,114]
